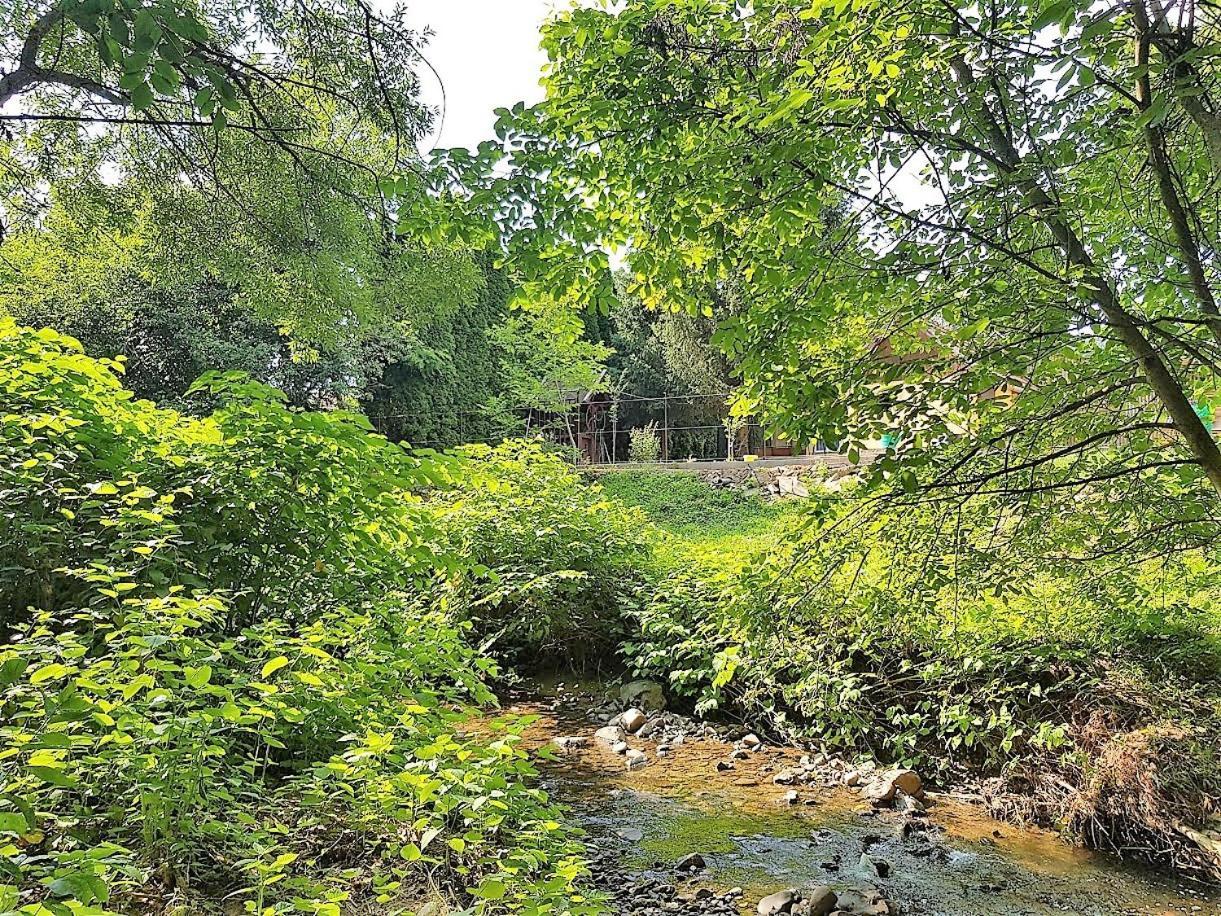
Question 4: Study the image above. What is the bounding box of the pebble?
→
[596,725,626,745]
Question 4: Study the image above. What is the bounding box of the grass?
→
[595,470,803,558]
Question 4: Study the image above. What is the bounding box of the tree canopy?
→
[447,0,1221,556]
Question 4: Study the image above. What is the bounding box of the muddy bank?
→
[503,683,1219,915]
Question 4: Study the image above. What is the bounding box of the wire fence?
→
[367,390,842,465]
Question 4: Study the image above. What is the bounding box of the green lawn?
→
[595,469,802,557]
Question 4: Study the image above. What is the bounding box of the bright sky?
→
[405,1,563,152]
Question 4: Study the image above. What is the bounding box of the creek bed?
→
[507,683,1220,916]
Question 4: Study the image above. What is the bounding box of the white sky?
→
[405,1,564,152]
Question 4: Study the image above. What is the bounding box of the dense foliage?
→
[612,470,1221,879]
[0,167,487,407]
[444,0,1221,557]
[431,443,650,669]
[0,321,601,915]
[363,254,513,447]
[2,0,431,233]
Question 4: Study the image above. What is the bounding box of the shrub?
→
[627,424,660,463]
[432,441,652,668]
[628,492,1221,766]
[0,322,599,915]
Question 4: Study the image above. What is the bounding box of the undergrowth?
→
[430,446,650,671]
[609,470,1221,882]
[0,321,603,915]
[5,320,1219,912]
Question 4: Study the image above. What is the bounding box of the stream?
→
[502,681,1220,916]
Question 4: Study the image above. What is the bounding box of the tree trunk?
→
[949,55,1221,495]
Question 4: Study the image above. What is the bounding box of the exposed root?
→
[987,723,1221,885]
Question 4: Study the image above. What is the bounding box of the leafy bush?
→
[0,322,598,915]
[432,441,652,668]
[627,487,1221,766]
[627,425,660,463]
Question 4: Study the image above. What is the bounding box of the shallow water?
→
[507,683,1220,916]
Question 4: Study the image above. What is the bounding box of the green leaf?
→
[474,878,506,900]
[0,657,29,687]
[1033,0,1071,30]
[48,872,108,905]
[130,82,155,111]
[0,812,29,833]
[29,765,77,788]
[29,663,73,685]
[184,665,212,688]
[260,656,289,679]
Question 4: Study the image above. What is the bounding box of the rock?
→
[784,789,800,805]
[551,736,588,752]
[416,904,440,916]
[612,741,629,755]
[595,725,625,746]
[621,679,667,711]
[834,886,895,915]
[773,769,799,785]
[742,733,762,749]
[757,888,799,916]
[675,853,706,872]
[801,886,838,916]
[843,771,862,787]
[865,769,922,807]
[858,854,890,879]
[717,761,735,772]
[889,769,922,796]
[625,749,648,770]
[622,708,648,734]
[863,781,896,805]
[615,827,644,842]
[777,474,810,498]
[894,790,925,814]
[731,748,751,760]
[636,716,665,738]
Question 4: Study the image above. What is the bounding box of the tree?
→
[487,296,612,444]
[362,252,513,446]
[0,0,428,181]
[451,0,1221,555]
[0,0,449,338]
[0,172,484,405]
[588,277,736,459]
